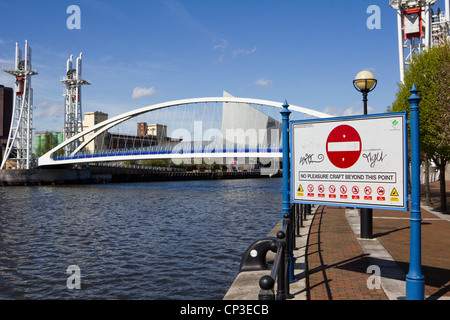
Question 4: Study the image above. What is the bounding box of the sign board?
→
[290,112,408,210]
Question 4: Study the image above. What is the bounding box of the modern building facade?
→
[221,91,281,147]
[221,91,282,170]
[82,111,109,153]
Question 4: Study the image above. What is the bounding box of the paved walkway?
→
[305,180,449,300]
[306,206,388,300]
[224,180,449,300]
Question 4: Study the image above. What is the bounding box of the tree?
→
[141,159,168,167]
[388,42,449,212]
[40,132,58,156]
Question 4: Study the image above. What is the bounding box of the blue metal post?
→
[406,84,424,300]
[280,100,294,283]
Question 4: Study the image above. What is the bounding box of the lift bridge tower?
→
[61,53,90,155]
[1,41,38,170]
[390,0,450,82]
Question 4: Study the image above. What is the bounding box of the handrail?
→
[52,143,283,161]
[258,211,293,300]
[258,203,312,300]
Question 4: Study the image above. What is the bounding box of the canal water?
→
[0,178,282,299]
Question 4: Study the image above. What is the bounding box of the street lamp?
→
[353,70,377,115]
[353,70,377,239]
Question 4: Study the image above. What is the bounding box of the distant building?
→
[83,112,178,154]
[137,122,168,142]
[221,91,282,170]
[83,111,108,128]
[82,111,109,153]
[0,85,13,165]
[147,124,167,142]
[137,122,147,137]
[221,91,281,146]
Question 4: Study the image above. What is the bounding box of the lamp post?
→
[353,70,377,239]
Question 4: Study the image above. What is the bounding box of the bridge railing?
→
[52,143,283,161]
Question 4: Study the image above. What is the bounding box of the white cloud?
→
[0,72,14,87]
[163,0,214,38]
[34,101,65,131]
[132,86,160,99]
[255,77,273,89]
[363,66,377,73]
[213,54,224,65]
[322,106,341,116]
[43,104,63,118]
[164,0,197,27]
[323,105,374,116]
[36,101,62,116]
[232,46,257,58]
[0,58,13,64]
[212,39,228,51]
[342,106,361,116]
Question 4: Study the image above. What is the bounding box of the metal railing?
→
[52,143,283,161]
[258,221,289,300]
[257,203,311,300]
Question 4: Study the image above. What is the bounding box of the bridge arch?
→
[38,97,331,167]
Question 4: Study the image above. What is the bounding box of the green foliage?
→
[389,42,449,212]
[141,159,168,167]
[389,42,450,161]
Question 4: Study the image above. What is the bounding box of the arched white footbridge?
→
[38,97,331,167]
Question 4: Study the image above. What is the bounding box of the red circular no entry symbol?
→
[326,125,362,169]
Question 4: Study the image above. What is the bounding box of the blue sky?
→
[0,0,419,132]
